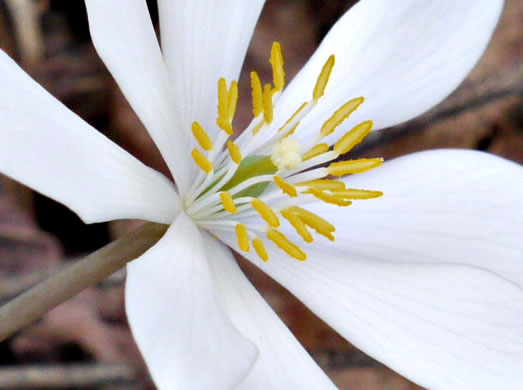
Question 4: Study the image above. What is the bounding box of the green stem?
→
[0,222,168,342]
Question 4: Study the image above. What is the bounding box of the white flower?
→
[0,0,521,389]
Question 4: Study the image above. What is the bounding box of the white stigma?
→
[271,138,302,170]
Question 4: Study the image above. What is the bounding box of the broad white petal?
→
[215,243,523,389]
[213,151,523,388]
[310,149,523,287]
[85,0,193,194]
[0,50,180,224]
[273,0,504,144]
[158,0,265,143]
[126,213,258,390]
[202,233,336,390]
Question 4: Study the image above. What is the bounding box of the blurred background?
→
[0,0,521,388]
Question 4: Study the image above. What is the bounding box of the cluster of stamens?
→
[184,42,383,262]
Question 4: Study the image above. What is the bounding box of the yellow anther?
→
[220,191,237,214]
[307,188,353,207]
[332,188,383,199]
[235,224,249,252]
[286,206,335,241]
[280,209,313,243]
[217,78,234,135]
[262,84,274,124]
[288,206,335,233]
[192,121,213,151]
[270,42,285,92]
[279,102,306,133]
[334,120,373,156]
[301,143,330,161]
[328,158,383,177]
[297,179,345,191]
[313,55,335,100]
[227,140,242,164]
[228,81,239,122]
[251,199,280,228]
[217,77,228,123]
[266,228,306,261]
[252,237,268,262]
[251,71,263,118]
[191,148,213,173]
[321,97,364,137]
[274,176,298,197]
[252,121,265,136]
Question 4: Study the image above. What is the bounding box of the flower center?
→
[183,42,383,262]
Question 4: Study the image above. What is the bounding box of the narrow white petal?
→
[126,213,258,390]
[85,0,193,194]
[202,233,336,390]
[274,0,504,144]
[213,150,523,388]
[0,51,180,224]
[157,0,265,143]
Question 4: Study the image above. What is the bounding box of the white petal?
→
[85,0,193,194]
[157,0,265,142]
[202,233,336,390]
[310,149,523,287]
[273,0,504,144]
[215,243,523,389]
[0,50,180,224]
[213,150,523,388]
[126,212,258,390]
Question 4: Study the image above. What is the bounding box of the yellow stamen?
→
[252,237,268,261]
[332,188,383,199]
[217,78,234,135]
[220,191,237,214]
[306,188,353,207]
[279,102,307,132]
[297,179,345,191]
[289,206,335,233]
[321,97,364,137]
[228,81,239,122]
[235,224,249,252]
[263,84,274,124]
[191,148,213,173]
[328,158,383,176]
[273,176,298,197]
[252,121,265,135]
[334,120,373,156]
[251,71,263,118]
[266,228,306,261]
[227,140,242,164]
[313,55,335,100]
[217,78,228,123]
[251,199,280,228]
[192,121,213,151]
[280,209,313,243]
[270,42,285,92]
[301,143,329,161]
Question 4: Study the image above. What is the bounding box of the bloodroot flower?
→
[0,0,521,389]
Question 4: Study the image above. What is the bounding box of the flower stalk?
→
[0,222,167,342]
